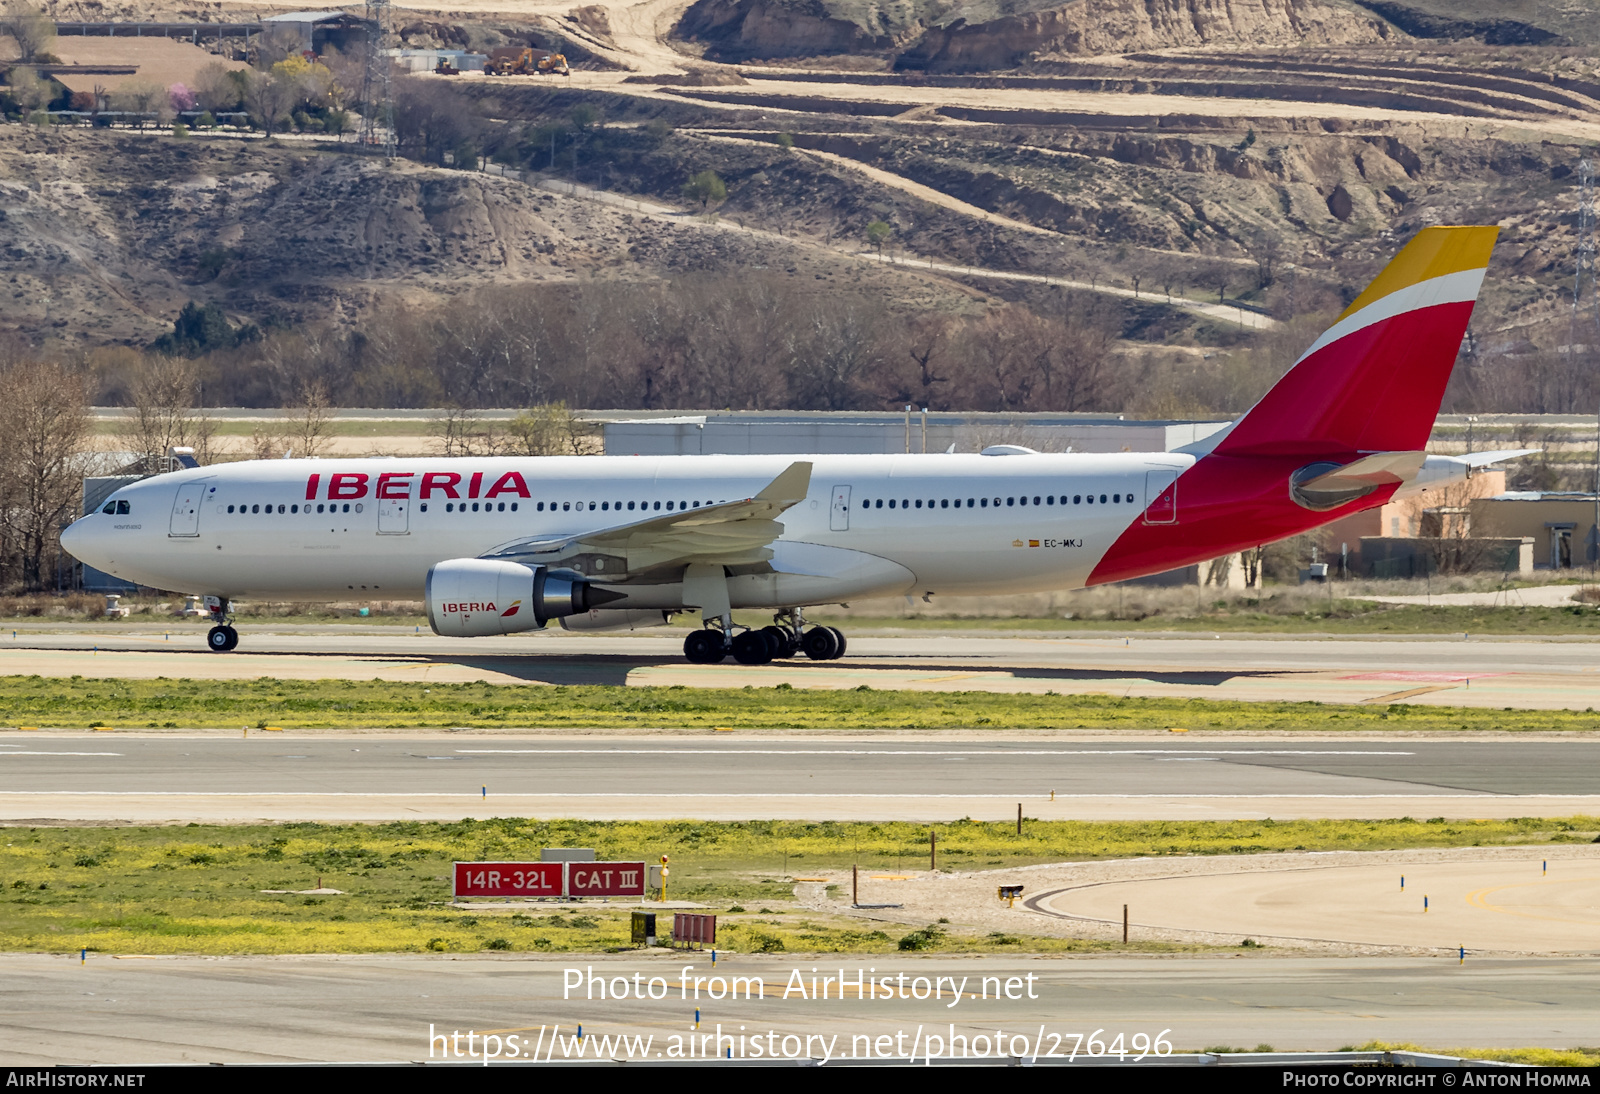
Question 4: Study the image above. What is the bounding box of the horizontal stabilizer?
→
[1299,451,1426,493]
[1457,448,1541,468]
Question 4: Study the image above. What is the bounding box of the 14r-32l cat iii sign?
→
[454,862,646,899]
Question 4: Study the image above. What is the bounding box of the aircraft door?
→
[830,485,852,531]
[1143,471,1178,525]
[378,491,410,535]
[168,480,211,537]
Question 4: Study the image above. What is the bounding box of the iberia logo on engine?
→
[443,602,496,613]
[501,600,522,618]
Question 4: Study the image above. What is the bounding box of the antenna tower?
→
[360,0,394,159]
[1571,156,1600,570]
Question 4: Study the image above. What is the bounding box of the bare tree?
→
[0,359,94,591]
[244,69,295,135]
[124,356,216,466]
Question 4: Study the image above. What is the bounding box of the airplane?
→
[63,225,1522,665]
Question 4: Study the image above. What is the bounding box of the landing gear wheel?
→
[731,629,773,665]
[207,625,238,652]
[826,626,846,660]
[762,625,795,659]
[684,629,726,664]
[802,625,841,661]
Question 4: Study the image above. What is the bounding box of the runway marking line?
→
[1465,878,1600,927]
[451,748,1416,756]
[1362,685,1458,704]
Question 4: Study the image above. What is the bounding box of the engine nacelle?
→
[426,559,593,637]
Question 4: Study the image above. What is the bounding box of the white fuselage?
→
[64,452,1195,606]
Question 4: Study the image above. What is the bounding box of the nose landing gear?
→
[203,597,238,652]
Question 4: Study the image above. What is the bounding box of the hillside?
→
[677,0,1394,66]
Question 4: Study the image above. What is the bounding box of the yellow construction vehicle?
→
[484,47,570,76]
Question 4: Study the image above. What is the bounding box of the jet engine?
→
[426,559,605,636]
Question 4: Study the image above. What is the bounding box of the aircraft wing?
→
[481,461,813,575]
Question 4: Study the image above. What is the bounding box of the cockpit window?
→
[102,502,114,515]
[101,500,130,515]
[116,500,130,515]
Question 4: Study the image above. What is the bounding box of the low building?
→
[602,411,1229,457]
[1470,493,1600,570]
[261,10,369,55]
[385,48,487,73]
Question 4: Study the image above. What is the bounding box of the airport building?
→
[601,411,1231,456]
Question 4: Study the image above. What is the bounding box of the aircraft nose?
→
[59,517,101,567]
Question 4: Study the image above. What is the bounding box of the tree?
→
[1,1,54,64]
[193,62,243,115]
[111,80,171,128]
[866,220,892,257]
[0,359,93,592]
[5,65,51,115]
[244,69,295,134]
[682,170,726,213]
[124,356,216,467]
[151,302,256,358]
[498,403,584,456]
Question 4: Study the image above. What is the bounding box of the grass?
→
[2,675,1599,732]
[1347,1041,1600,1067]
[1,816,1594,956]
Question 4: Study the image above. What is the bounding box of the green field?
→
[2,675,1597,732]
[2,817,1593,956]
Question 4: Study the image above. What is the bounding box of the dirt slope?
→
[677,0,1394,66]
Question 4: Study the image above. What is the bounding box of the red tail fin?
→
[1210,225,1499,458]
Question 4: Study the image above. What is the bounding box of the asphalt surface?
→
[3,737,1596,797]
[4,954,1596,1063]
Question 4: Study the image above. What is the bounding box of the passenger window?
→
[1006,498,1015,507]
[291,504,298,513]
[317,504,325,513]
[343,504,351,513]
[628,501,635,510]
[1087,495,1094,504]
[941,499,949,509]
[226,505,235,514]
[889,499,896,509]
[667,501,675,510]
[447,503,455,512]
[654,501,661,510]
[563,502,571,511]
[875,499,883,509]
[915,499,922,508]
[1047,496,1054,505]
[510,502,518,511]
[901,499,908,508]
[278,504,286,514]
[251,504,259,514]
[601,502,609,511]
[1074,495,1082,504]
[1100,494,1107,504]
[1033,496,1041,506]
[420,503,428,513]
[967,499,974,508]
[980,498,988,508]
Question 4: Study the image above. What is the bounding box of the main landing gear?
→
[204,598,239,652]
[681,609,846,665]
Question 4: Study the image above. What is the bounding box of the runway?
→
[3,625,1600,708]
[3,953,1596,1063]
[5,735,1598,822]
